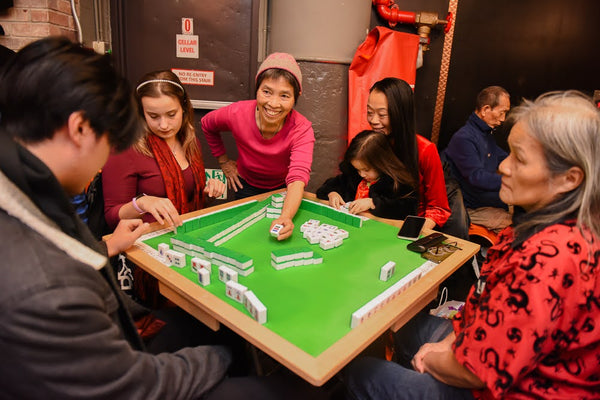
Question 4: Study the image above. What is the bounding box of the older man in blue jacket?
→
[444,86,512,231]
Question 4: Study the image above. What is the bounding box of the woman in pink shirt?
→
[201,53,315,240]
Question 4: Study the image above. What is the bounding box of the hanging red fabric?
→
[347,26,420,144]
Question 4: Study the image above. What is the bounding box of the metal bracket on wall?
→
[372,0,451,51]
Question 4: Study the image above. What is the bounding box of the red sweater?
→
[102,146,197,229]
[416,135,450,226]
[453,221,600,399]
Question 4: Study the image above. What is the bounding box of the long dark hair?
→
[369,78,420,192]
[344,130,416,192]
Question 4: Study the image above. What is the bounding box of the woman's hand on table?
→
[135,195,182,228]
[204,178,226,198]
[270,216,294,241]
[423,217,437,231]
[220,159,243,192]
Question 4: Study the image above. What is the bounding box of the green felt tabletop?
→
[142,199,426,356]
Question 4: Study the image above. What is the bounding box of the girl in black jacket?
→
[316,130,418,220]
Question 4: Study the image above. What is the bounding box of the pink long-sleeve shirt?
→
[201,100,315,189]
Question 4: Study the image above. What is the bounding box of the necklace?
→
[256,108,284,139]
[167,140,179,156]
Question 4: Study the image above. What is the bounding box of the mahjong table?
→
[123,191,479,386]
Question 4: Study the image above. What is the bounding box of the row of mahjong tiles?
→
[139,195,431,356]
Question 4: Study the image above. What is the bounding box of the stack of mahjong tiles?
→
[350,260,437,328]
[266,192,285,218]
[192,257,211,286]
[200,202,269,246]
[299,198,364,228]
[168,233,254,276]
[219,265,267,324]
[158,243,186,268]
[270,246,324,270]
[300,219,349,250]
[195,194,287,246]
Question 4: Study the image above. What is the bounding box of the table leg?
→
[159,282,221,331]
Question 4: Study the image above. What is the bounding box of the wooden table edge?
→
[121,191,480,386]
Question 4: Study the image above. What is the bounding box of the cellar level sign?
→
[176,34,199,58]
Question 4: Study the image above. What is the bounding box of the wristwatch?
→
[132,193,146,214]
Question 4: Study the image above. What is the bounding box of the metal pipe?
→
[70,0,83,44]
[372,0,416,25]
[372,0,451,51]
[94,0,101,40]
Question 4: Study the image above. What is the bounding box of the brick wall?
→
[0,0,79,51]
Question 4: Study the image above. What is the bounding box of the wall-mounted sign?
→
[172,68,214,86]
[176,34,199,58]
[182,17,194,34]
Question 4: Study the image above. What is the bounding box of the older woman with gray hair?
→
[344,91,600,400]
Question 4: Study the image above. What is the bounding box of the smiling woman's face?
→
[255,76,295,129]
[366,90,390,135]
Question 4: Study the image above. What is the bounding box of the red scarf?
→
[355,178,378,200]
[147,134,205,214]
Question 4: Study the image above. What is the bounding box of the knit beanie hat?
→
[255,52,302,93]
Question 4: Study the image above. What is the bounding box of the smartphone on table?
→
[397,215,426,240]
